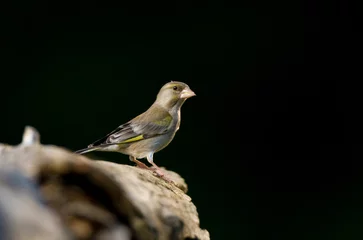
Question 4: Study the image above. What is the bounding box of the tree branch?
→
[0,126,209,240]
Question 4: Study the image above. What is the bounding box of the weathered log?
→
[0,126,209,240]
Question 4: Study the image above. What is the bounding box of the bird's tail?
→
[74,146,99,155]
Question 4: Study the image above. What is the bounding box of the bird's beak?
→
[180,88,196,99]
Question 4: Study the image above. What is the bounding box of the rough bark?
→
[0,126,210,240]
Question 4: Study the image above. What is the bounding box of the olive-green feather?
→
[88,105,172,147]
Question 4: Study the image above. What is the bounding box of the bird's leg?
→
[147,153,173,183]
[146,153,164,176]
[129,156,149,169]
[150,162,165,177]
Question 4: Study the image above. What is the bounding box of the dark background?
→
[1,1,362,239]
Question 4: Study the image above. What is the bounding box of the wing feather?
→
[88,105,172,147]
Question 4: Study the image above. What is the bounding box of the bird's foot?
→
[150,166,175,184]
[150,166,165,177]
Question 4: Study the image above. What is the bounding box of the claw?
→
[150,166,165,177]
[150,167,175,184]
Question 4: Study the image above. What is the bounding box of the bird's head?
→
[155,81,196,109]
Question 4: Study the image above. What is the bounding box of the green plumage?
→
[88,105,173,147]
[75,81,195,176]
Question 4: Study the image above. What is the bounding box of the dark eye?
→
[173,86,178,91]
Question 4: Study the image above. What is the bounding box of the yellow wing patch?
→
[154,115,172,126]
[120,135,144,143]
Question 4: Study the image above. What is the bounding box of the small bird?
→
[75,81,196,180]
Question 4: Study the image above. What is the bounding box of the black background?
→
[1,1,362,239]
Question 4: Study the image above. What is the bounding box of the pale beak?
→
[180,88,196,99]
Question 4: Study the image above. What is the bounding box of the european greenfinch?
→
[75,81,196,180]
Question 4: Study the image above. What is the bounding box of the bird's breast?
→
[169,109,181,131]
[176,109,181,131]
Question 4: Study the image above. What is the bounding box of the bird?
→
[75,81,196,181]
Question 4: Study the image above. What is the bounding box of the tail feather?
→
[74,146,99,155]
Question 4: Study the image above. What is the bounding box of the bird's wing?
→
[88,106,172,147]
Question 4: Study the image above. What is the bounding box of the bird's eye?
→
[173,86,178,91]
